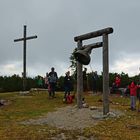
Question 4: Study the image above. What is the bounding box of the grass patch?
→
[0,92,140,139]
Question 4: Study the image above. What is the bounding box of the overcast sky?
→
[0,0,140,77]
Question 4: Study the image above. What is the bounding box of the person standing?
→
[48,67,58,98]
[115,75,121,88]
[44,72,51,94]
[37,75,44,88]
[111,75,121,94]
[44,73,49,89]
[64,71,72,101]
[128,81,138,111]
[92,71,98,94]
[83,68,88,92]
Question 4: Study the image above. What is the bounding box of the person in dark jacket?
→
[48,67,58,98]
[92,71,98,94]
[83,68,88,92]
[64,71,72,100]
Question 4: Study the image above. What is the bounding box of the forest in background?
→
[0,72,139,92]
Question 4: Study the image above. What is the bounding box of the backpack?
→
[66,95,73,104]
[49,72,57,83]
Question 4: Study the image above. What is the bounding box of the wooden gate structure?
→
[74,27,113,115]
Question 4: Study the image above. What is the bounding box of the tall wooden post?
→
[103,34,109,115]
[23,25,27,91]
[14,25,37,91]
[77,40,83,108]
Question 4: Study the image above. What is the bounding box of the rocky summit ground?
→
[21,105,124,130]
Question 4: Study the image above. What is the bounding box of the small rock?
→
[90,106,97,110]
[82,103,89,108]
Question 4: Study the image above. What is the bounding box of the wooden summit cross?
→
[14,25,37,91]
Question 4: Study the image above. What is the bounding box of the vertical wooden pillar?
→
[77,40,83,108]
[23,25,27,91]
[103,34,109,115]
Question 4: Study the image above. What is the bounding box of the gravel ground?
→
[20,105,124,139]
[21,105,124,130]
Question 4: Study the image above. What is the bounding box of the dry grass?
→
[0,91,140,140]
[85,93,140,140]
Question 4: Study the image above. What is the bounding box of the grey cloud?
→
[0,0,140,76]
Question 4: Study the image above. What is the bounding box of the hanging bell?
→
[74,42,102,65]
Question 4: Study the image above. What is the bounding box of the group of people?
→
[38,67,140,112]
[42,67,73,102]
[37,67,74,102]
[37,67,58,98]
[111,75,140,112]
[38,67,98,103]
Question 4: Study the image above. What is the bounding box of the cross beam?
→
[14,25,37,91]
[74,27,113,41]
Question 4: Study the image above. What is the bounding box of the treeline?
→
[0,74,37,92]
[0,72,139,92]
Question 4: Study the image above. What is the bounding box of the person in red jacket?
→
[111,75,121,94]
[128,81,139,111]
[115,75,121,88]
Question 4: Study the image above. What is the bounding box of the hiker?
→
[63,71,75,104]
[115,75,121,88]
[44,72,51,94]
[111,75,121,94]
[128,81,139,111]
[64,71,72,100]
[44,73,49,89]
[37,75,44,88]
[83,68,88,92]
[92,71,98,94]
[48,67,58,98]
